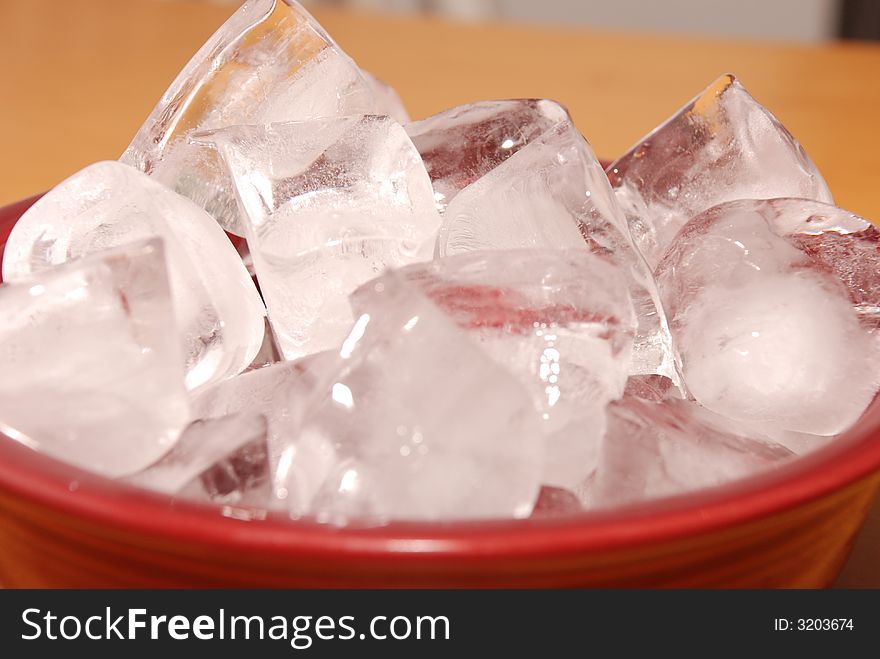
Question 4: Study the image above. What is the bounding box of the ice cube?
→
[0,239,189,478]
[435,116,626,257]
[191,351,337,506]
[353,250,636,489]
[656,198,880,436]
[607,74,833,269]
[780,202,880,332]
[417,107,677,383]
[197,115,441,360]
[405,99,569,212]
[126,413,269,507]
[301,275,543,522]
[589,396,794,509]
[121,0,386,235]
[1,161,266,391]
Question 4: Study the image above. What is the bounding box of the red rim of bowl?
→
[1,192,880,563]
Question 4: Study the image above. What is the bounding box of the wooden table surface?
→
[1,0,879,586]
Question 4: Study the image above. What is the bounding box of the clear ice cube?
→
[121,0,387,235]
[656,198,880,436]
[301,275,543,522]
[197,115,441,360]
[781,204,880,332]
[126,413,269,507]
[0,239,189,478]
[1,161,266,390]
[353,249,636,489]
[607,74,834,269]
[405,99,569,212]
[589,395,794,509]
[419,106,677,383]
[435,115,625,257]
[407,107,680,384]
[191,351,337,506]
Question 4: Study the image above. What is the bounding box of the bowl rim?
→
[2,192,880,562]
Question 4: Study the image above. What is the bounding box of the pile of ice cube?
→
[2,0,878,523]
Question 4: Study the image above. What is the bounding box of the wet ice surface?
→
[300,275,543,522]
[354,250,636,490]
[0,239,189,478]
[587,395,795,509]
[127,413,270,507]
[198,115,441,361]
[656,198,880,437]
[607,74,833,269]
[1,161,266,391]
[121,0,391,235]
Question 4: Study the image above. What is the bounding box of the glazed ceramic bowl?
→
[1,193,879,588]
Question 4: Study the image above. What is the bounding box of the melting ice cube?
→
[1,161,265,390]
[0,239,189,477]
[122,0,394,235]
[197,115,441,360]
[589,395,794,509]
[607,74,833,268]
[353,250,636,489]
[406,99,569,212]
[301,275,543,522]
[192,351,337,508]
[127,413,269,508]
[656,198,880,436]
[413,102,677,383]
[433,111,626,258]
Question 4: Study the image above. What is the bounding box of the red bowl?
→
[1,193,879,587]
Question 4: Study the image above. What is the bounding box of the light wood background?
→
[1,0,879,586]
[3,0,880,219]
